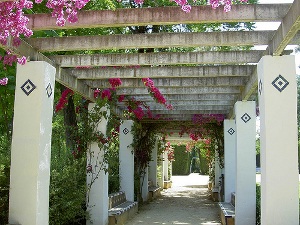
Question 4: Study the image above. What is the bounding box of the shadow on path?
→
[125,174,221,225]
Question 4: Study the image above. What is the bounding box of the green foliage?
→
[172,145,190,175]
[49,157,87,225]
[256,184,261,225]
[0,136,10,225]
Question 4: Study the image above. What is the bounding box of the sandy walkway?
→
[125,173,222,225]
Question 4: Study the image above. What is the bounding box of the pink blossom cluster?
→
[55,88,74,112]
[209,0,248,12]
[126,97,145,120]
[108,78,122,88]
[94,78,122,100]
[42,0,90,26]
[141,77,173,110]
[94,88,114,100]
[0,77,8,86]
[165,141,175,161]
[0,0,33,46]
[171,0,192,13]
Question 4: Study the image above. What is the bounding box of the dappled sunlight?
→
[125,174,221,225]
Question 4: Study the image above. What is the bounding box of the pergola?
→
[3,1,300,225]
[3,2,299,121]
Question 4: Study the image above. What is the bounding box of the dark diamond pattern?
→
[123,128,129,135]
[21,79,36,96]
[241,113,251,123]
[272,75,289,92]
[227,128,235,135]
[46,83,53,98]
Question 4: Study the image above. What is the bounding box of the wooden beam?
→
[27,4,291,31]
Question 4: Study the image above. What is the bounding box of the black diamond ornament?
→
[21,79,36,96]
[123,128,129,135]
[241,113,251,123]
[272,75,289,92]
[227,128,235,135]
[46,83,53,98]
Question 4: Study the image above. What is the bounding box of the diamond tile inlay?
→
[21,79,36,96]
[227,128,235,135]
[272,74,289,92]
[46,83,53,98]
[123,128,129,135]
[241,113,251,123]
[258,79,263,95]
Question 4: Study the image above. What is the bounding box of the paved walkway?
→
[126,173,222,225]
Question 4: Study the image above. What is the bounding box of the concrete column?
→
[214,150,221,188]
[149,139,158,186]
[140,167,148,202]
[258,55,299,225]
[9,62,56,225]
[86,104,109,225]
[224,119,236,203]
[119,120,135,201]
[163,151,169,181]
[234,101,256,225]
[157,155,164,188]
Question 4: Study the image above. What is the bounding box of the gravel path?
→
[125,174,222,225]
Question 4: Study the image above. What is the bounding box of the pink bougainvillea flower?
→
[109,78,122,88]
[118,94,125,102]
[0,77,8,86]
[55,88,74,112]
[94,89,101,98]
[101,88,112,100]
[133,106,144,120]
[17,56,27,65]
[182,4,191,13]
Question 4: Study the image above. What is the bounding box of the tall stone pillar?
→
[140,167,149,202]
[214,151,221,188]
[223,119,236,203]
[157,154,164,188]
[86,104,109,225]
[163,151,169,181]
[258,55,299,225]
[9,62,56,225]
[234,101,256,225]
[119,120,134,201]
[148,139,158,186]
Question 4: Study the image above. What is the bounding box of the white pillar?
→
[224,119,236,203]
[234,101,256,225]
[140,167,149,202]
[9,62,56,225]
[258,55,299,225]
[214,151,221,188]
[157,155,164,188]
[119,120,135,201]
[163,151,169,181]
[149,139,158,186]
[86,104,109,225]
